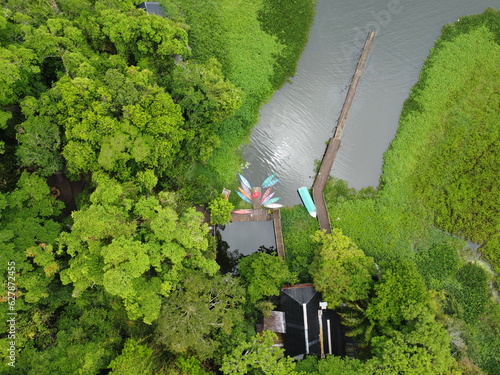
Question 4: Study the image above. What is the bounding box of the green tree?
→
[238,252,297,307]
[170,58,243,162]
[155,271,245,360]
[208,196,234,225]
[368,316,455,375]
[108,339,155,375]
[454,262,490,324]
[14,289,129,375]
[0,172,63,308]
[310,229,377,309]
[365,259,431,331]
[220,331,302,375]
[16,115,63,176]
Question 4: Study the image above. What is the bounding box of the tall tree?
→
[155,271,245,360]
[238,252,297,307]
[220,331,302,375]
[310,229,377,309]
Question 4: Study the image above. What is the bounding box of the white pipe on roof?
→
[327,319,332,355]
[302,303,309,354]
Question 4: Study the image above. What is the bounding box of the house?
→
[272,284,345,360]
[137,2,166,17]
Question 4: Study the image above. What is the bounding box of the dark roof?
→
[137,2,166,17]
[280,284,345,359]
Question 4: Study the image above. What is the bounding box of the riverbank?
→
[168,0,317,203]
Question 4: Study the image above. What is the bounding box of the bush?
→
[454,263,490,324]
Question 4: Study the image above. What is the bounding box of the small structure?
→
[262,311,286,348]
[137,2,166,17]
[222,188,231,200]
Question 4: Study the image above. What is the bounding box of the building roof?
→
[137,2,166,17]
[263,311,286,334]
[280,284,344,359]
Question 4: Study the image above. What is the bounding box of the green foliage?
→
[467,303,500,374]
[169,58,243,162]
[281,205,319,281]
[482,234,500,275]
[258,0,317,88]
[220,331,301,375]
[0,172,63,309]
[155,271,245,360]
[108,339,154,375]
[238,252,297,307]
[14,289,127,375]
[16,115,63,176]
[381,22,500,252]
[294,355,369,375]
[311,229,377,309]
[324,178,427,262]
[366,260,431,331]
[415,239,461,289]
[59,175,218,324]
[208,197,234,225]
[316,356,368,375]
[0,45,40,105]
[453,263,490,324]
[368,316,454,375]
[175,356,210,375]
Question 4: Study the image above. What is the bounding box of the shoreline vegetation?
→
[283,7,500,374]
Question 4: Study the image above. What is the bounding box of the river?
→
[242,0,499,206]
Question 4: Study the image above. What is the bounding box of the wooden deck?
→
[230,208,285,259]
[312,31,376,233]
[230,209,271,222]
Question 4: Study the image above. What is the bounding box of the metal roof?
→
[280,284,345,358]
[263,311,286,334]
[137,2,166,17]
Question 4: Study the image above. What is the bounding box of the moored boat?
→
[298,186,317,217]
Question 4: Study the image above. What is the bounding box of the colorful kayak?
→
[239,174,251,190]
[261,174,276,188]
[240,182,251,196]
[261,192,275,205]
[264,197,280,205]
[263,177,279,188]
[238,187,251,200]
[264,203,283,209]
[233,209,253,214]
[298,186,317,218]
[237,191,252,204]
[260,187,272,203]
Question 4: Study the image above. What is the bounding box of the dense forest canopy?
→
[0,0,498,374]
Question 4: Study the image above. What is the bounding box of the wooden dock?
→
[273,209,285,259]
[312,31,376,233]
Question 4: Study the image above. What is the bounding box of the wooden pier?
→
[273,209,285,259]
[312,31,376,233]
